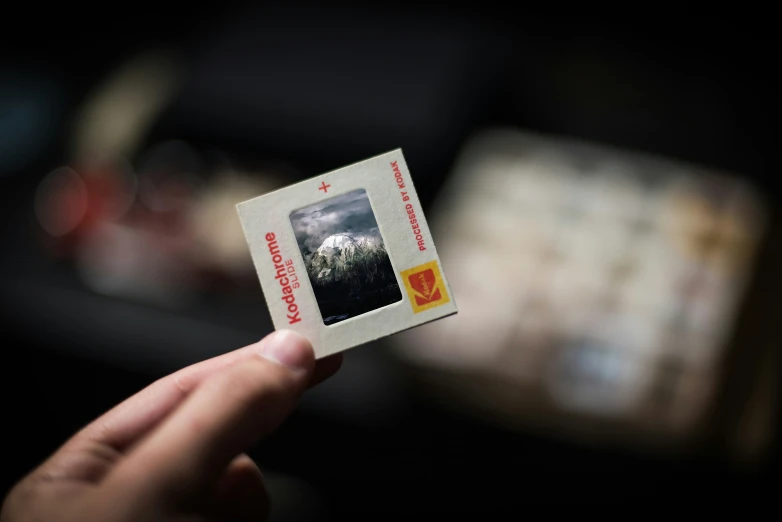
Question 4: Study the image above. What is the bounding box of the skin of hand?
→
[0,330,342,522]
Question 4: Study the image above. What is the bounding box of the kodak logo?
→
[409,269,442,306]
[401,261,449,313]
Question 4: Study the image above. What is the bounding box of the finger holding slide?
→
[105,330,315,502]
[68,330,338,453]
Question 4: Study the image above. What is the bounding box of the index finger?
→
[105,330,315,501]
[70,332,341,452]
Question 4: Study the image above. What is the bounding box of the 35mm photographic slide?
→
[237,149,457,358]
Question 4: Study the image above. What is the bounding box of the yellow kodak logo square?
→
[401,260,449,313]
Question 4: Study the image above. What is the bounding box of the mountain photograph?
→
[289,189,402,325]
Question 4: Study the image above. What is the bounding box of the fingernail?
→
[260,330,313,370]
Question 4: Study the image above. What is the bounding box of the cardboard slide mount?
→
[237,149,457,358]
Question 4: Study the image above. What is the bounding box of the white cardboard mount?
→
[237,149,457,358]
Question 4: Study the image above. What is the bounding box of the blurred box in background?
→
[391,128,775,461]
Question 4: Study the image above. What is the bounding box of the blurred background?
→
[1,4,779,516]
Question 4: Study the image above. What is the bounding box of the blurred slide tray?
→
[237,149,457,358]
[391,128,774,456]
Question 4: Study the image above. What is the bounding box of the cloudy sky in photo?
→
[289,189,384,253]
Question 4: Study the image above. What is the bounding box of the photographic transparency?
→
[289,189,402,325]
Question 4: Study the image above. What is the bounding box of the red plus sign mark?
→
[318,181,331,193]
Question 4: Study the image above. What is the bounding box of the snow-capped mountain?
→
[308,233,387,282]
[315,233,375,260]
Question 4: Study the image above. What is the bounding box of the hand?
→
[1,330,341,522]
